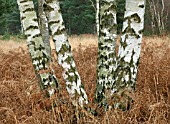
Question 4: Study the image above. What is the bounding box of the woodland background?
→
[0,0,170,37]
[0,0,170,123]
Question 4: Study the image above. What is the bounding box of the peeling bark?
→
[95,0,117,107]
[44,0,88,107]
[17,0,58,97]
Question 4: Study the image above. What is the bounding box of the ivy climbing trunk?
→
[44,0,88,107]
[95,0,117,107]
[38,0,51,59]
[17,0,58,97]
[114,0,146,110]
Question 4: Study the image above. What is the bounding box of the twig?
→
[89,0,96,12]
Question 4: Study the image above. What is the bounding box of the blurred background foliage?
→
[0,0,170,37]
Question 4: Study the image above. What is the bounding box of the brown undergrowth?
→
[0,36,170,124]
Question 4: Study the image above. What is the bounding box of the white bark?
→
[96,0,99,36]
[95,0,117,106]
[17,0,58,97]
[114,0,146,110]
[151,0,166,35]
[44,0,88,107]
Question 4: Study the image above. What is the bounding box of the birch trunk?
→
[148,0,156,34]
[38,0,51,59]
[17,0,58,97]
[114,0,146,110]
[151,0,165,35]
[96,0,99,36]
[95,0,117,107]
[44,0,88,107]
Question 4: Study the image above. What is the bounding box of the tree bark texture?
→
[38,0,51,59]
[44,0,88,107]
[17,0,58,97]
[96,0,99,36]
[114,0,146,110]
[148,0,156,34]
[95,0,117,107]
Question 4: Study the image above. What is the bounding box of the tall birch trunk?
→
[95,0,117,107]
[96,0,99,36]
[17,0,58,97]
[114,0,146,110]
[44,0,88,107]
[151,0,165,35]
[38,0,51,59]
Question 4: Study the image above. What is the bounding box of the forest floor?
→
[0,34,170,124]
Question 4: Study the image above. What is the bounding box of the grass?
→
[0,36,26,53]
[0,34,170,124]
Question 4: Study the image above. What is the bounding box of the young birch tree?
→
[95,0,117,107]
[114,0,146,110]
[43,0,88,107]
[148,0,156,34]
[17,0,58,97]
[149,0,169,35]
[96,0,99,36]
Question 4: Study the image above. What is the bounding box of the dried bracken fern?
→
[0,36,170,123]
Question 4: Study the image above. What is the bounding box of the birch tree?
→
[95,0,117,108]
[17,0,58,97]
[96,0,99,36]
[149,0,169,35]
[148,0,156,34]
[17,0,146,111]
[114,0,146,110]
[38,0,51,59]
[43,0,88,107]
